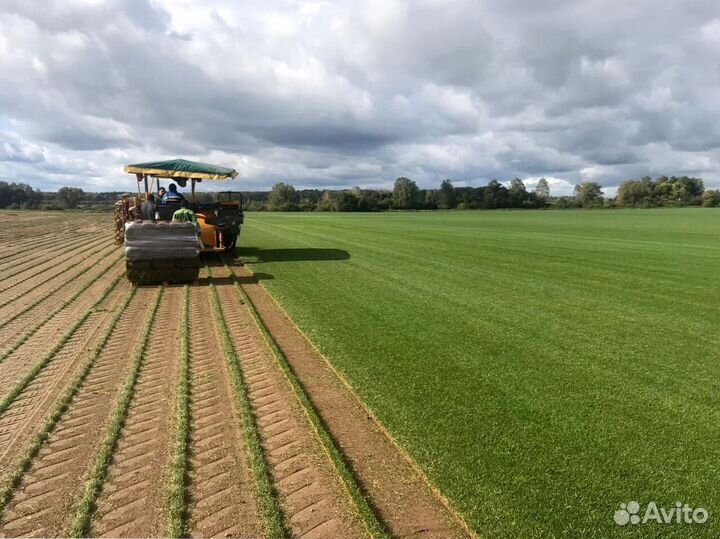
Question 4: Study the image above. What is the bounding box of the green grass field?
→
[240,209,720,538]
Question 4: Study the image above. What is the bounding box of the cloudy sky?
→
[2,0,720,194]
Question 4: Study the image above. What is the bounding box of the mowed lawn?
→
[240,209,720,538]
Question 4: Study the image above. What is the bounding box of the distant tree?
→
[616,179,655,207]
[482,180,509,209]
[392,177,419,209]
[56,187,85,209]
[670,176,704,205]
[535,178,550,201]
[508,178,528,207]
[437,179,456,209]
[267,182,298,211]
[574,182,604,207]
[333,191,357,212]
[702,190,720,207]
[0,181,43,209]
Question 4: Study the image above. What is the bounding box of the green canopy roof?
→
[124,159,238,180]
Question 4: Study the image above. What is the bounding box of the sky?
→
[1,0,720,195]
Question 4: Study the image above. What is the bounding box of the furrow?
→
[0,240,120,320]
[0,288,155,537]
[186,285,262,539]
[214,281,365,539]
[91,286,183,538]
[0,230,100,277]
[0,277,130,477]
[0,255,125,362]
[0,263,127,399]
[0,235,109,299]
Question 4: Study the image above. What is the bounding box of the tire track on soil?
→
[0,241,119,315]
[90,286,182,538]
[0,278,131,480]
[0,230,100,276]
[0,287,154,538]
[0,264,127,399]
[0,235,108,296]
[0,255,125,360]
[214,278,365,539]
[186,285,262,539]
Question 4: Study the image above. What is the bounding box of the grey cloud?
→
[1,0,720,192]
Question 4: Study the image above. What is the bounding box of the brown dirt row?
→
[0,240,121,323]
[185,284,262,538]
[0,229,104,275]
[0,214,80,244]
[0,254,126,398]
[0,253,125,356]
[0,287,155,537]
[90,286,183,538]
[0,278,132,480]
[230,261,471,539]
[0,234,110,299]
[212,270,365,539]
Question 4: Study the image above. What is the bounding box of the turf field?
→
[241,208,720,538]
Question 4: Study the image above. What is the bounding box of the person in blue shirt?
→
[162,183,186,203]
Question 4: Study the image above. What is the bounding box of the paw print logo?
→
[614,501,641,525]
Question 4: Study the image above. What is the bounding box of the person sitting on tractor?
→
[162,183,185,203]
[172,200,198,230]
[157,186,166,201]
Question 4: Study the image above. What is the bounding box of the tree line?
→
[1,175,717,212]
[0,182,123,210]
[252,175,715,211]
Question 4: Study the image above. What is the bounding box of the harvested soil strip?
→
[0,231,100,276]
[90,286,183,538]
[70,287,163,536]
[0,278,131,479]
[0,265,127,399]
[233,264,472,539]
[186,285,262,539]
[0,235,108,296]
[213,279,366,539]
[0,255,125,359]
[0,232,96,271]
[0,287,155,538]
[0,241,118,314]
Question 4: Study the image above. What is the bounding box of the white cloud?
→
[1,0,719,193]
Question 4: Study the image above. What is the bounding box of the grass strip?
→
[0,271,124,418]
[68,286,163,538]
[207,266,286,539]
[0,285,137,516]
[0,240,118,310]
[166,285,190,538]
[222,259,390,539]
[0,254,124,361]
[0,235,109,294]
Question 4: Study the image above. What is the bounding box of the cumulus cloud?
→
[1,0,719,192]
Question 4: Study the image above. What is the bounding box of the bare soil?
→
[0,214,473,539]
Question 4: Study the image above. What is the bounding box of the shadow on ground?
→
[237,247,350,263]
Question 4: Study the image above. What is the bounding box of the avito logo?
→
[614,501,708,526]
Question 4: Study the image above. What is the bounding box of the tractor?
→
[114,159,243,284]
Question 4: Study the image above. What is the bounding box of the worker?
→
[172,200,198,230]
[157,186,166,201]
[162,183,185,203]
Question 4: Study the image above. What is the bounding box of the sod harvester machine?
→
[114,159,243,284]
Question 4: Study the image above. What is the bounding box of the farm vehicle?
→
[114,159,243,284]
